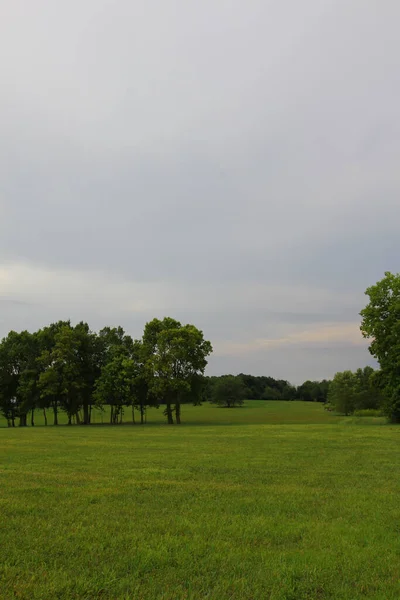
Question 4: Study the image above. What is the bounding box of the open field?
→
[1,401,399,599]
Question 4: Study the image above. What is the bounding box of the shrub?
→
[353,409,383,417]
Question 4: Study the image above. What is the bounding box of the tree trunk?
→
[53,403,58,426]
[166,403,174,424]
[83,402,90,425]
[131,405,136,424]
[68,414,72,425]
[76,412,81,425]
[110,405,114,424]
[43,408,48,426]
[175,402,181,424]
[11,409,15,427]
[89,404,92,424]
[7,417,11,427]
[140,402,144,425]
[120,408,123,424]
[31,409,35,427]
[19,414,27,427]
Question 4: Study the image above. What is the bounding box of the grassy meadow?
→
[1,401,399,599]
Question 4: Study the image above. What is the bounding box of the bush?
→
[212,375,247,408]
[353,409,383,417]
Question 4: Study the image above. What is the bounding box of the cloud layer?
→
[1,0,398,382]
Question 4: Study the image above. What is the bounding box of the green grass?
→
[0,400,386,429]
[1,401,399,599]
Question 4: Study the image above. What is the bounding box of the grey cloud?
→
[1,0,399,380]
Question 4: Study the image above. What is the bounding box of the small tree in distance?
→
[212,375,247,408]
[327,371,358,415]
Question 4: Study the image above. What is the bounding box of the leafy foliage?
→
[0,318,212,426]
[327,367,383,415]
[212,375,247,408]
[360,272,400,422]
[142,318,212,423]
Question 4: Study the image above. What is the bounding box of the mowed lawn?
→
[1,402,399,600]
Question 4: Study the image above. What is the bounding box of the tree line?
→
[0,317,212,427]
[1,271,400,426]
[204,370,388,414]
[0,321,334,425]
[204,374,331,405]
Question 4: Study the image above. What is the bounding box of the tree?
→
[296,380,331,402]
[360,272,400,422]
[39,325,84,425]
[212,375,247,408]
[0,333,20,427]
[263,385,283,400]
[130,340,154,424]
[94,348,135,424]
[143,318,212,424]
[0,330,40,427]
[36,321,74,425]
[327,371,358,415]
[73,322,104,425]
[353,367,382,410]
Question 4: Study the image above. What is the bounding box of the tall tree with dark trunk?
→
[74,322,103,425]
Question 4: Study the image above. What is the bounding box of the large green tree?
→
[0,330,40,426]
[143,318,212,424]
[360,272,400,422]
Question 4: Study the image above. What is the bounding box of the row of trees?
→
[0,318,212,427]
[205,374,331,404]
[2,271,399,425]
[207,374,371,410]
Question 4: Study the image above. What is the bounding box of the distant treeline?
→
[205,370,387,414]
[204,374,330,403]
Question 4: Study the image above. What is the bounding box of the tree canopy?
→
[212,375,247,408]
[360,272,400,422]
[0,318,212,427]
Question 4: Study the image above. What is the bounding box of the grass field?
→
[1,401,399,599]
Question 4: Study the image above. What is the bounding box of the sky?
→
[1,0,399,383]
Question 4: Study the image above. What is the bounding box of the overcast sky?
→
[1,1,399,383]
